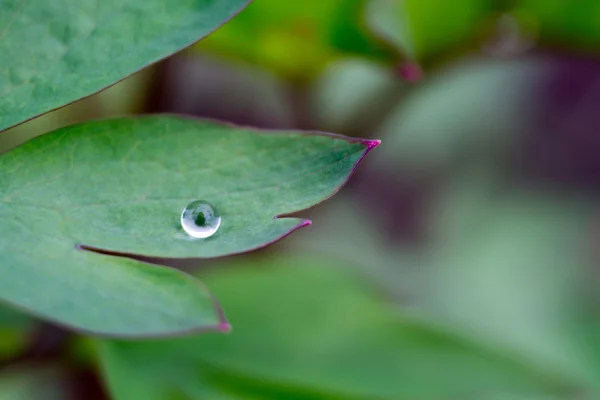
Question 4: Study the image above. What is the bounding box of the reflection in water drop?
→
[180,200,221,239]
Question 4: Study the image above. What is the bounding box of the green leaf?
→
[420,188,599,389]
[194,0,391,79]
[0,366,69,400]
[366,0,493,61]
[0,0,250,132]
[372,57,542,172]
[0,304,30,329]
[0,115,376,336]
[309,59,404,132]
[0,304,31,360]
[291,195,417,300]
[514,0,600,49]
[97,257,564,400]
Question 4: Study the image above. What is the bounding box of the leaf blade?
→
[0,0,250,132]
[97,256,565,399]
[0,115,376,335]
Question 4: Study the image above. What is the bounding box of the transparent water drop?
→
[180,200,221,239]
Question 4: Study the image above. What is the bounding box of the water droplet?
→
[180,200,221,239]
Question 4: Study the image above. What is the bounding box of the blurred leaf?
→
[0,332,26,361]
[466,395,565,400]
[514,0,600,49]
[0,0,249,132]
[291,195,417,301]
[98,257,564,399]
[366,0,494,61]
[0,116,376,336]
[0,366,68,400]
[310,58,404,132]
[367,0,600,59]
[373,57,546,172]
[365,0,416,59]
[0,306,31,361]
[194,0,391,79]
[0,306,30,330]
[99,340,340,400]
[154,55,295,129]
[419,187,599,389]
[97,342,184,400]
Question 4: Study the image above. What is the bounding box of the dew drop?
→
[180,200,221,239]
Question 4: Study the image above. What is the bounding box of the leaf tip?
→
[362,139,382,150]
[397,62,424,83]
[300,219,313,228]
[217,321,232,333]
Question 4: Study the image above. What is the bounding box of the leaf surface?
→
[97,257,563,400]
[0,0,250,131]
[0,116,376,336]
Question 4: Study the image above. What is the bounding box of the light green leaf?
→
[372,57,545,172]
[309,58,404,133]
[97,257,565,399]
[0,0,250,132]
[419,188,599,389]
[0,116,376,336]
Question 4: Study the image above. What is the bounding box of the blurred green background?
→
[5,0,600,398]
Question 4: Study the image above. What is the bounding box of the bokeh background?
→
[4,0,600,398]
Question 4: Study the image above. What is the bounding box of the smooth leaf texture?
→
[0,116,377,336]
[97,257,563,400]
[0,0,249,132]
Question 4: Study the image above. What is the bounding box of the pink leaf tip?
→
[397,62,423,83]
[217,322,232,333]
[362,139,382,150]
